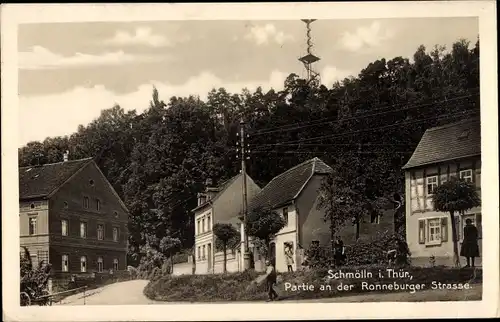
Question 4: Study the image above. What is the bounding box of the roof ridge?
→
[19,157,93,170]
[426,117,480,132]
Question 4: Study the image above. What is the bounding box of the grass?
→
[144,265,482,302]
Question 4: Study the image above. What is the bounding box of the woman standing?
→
[460,219,480,268]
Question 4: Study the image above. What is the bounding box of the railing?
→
[23,286,89,306]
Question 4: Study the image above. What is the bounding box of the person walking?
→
[333,238,346,267]
[285,244,294,272]
[265,260,278,302]
[460,219,480,268]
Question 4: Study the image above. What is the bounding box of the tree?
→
[431,177,480,267]
[20,247,52,306]
[243,207,286,260]
[213,223,239,273]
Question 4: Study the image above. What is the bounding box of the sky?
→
[18,17,478,146]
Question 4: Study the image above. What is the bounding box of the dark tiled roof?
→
[403,118,481,169]
[19,158,93,200]
[248,157,332,211]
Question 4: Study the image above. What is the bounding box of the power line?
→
[250,90,479,136]
[252,109,479,149]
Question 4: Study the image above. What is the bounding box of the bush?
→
[144,270,262,302]
[344,231,409,266]
[20,248,52,306]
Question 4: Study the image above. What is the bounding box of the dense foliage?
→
[20,247,52,306]
[18,39,480,266]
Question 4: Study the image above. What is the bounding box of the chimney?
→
[63,150,69,162]
[197,193,207,206]
[205,178,213,187]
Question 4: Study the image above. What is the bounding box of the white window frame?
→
[61,219,68,236]
[80,222,87,238]
[460,169,473,183]
[97,224,104,240]
[62,254,69,272]
[80,256,87,272]
[29,217,37,235]
[113,227,119,242]
[426,217,442,246]
[426,176,438,195]
[113,258,119,271]
[97,256,103,273]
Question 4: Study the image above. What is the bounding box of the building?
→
[402,118,481,266]
[248,157,396,272]
[191,174,261,274]
[19,156,129,285]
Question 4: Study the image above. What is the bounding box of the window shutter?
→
[418,219,426,244]
[476,213,482,239]
[441,217,448,242]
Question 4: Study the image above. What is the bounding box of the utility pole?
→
[238,119,251,270]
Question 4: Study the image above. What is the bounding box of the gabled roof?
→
[248,157,332,211]
[403,118,481,170]
[191,173,245,212]
[19,158,93,200]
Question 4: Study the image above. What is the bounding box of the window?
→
[80,222,87,238]
[460,169,473,183]
[282,207,289,226]
[97,257,103,273]
[83,197,89,209]
[113,258,119,271]
[89,179,95,186]
[426,176,438,195]
[29,217,37,235]
[370,213,380,224]
[202,245,206,260]
[197,220,201,235]
[207,214,211,231]
[61,219,68,236]
[202,218,205,233]
[197,246,201,260]
[96,199,101,211]
[80,256,87,272]
[62,255,69,272]
[97,224,104,240]
[428,219,441,243]
[113,211,118,218]
[30,203,35,209]
[113,227,119,242]
[418,217,448,246]
[63,201,69,209]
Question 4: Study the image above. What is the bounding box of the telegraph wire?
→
[249,90,479,136]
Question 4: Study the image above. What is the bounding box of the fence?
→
[22,286,89,306]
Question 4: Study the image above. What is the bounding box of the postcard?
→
[1,1,498,321]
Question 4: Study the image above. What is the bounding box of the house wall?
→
[194,207,214,275]
[48,162,128,273]
[213,250,241,273]
[271,203,298,273]
[298,175,394,255]
[172,261,194,276]
[405,156,482,266]
[212,174,261,224]
[20,200,50,266]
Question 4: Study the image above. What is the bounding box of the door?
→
[207,243,212,273]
